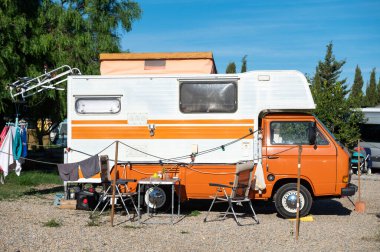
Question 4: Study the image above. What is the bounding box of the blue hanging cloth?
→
[13,127,22,161]
[21,127,27,158]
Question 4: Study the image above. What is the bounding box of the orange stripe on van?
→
[72,119,253,125]
[72,126,253,139]
[72,120,128,124]
[147,119,254,124]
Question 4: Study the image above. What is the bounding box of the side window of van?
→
[270,121,312,145]
[316,129,329,145]
[179,81,237,113]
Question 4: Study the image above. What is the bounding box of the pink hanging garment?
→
[0,126,9,148]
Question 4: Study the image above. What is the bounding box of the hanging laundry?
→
[57,162,80,181]
[0,126,9,148]
[11,127,22,176]
[78,154,100,178]
[20,127,28,158]
[57,155,100,181]
[0,125,6,182]
[12,127,22,161]
[0,127,14,178]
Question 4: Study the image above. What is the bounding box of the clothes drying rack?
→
[7,65,81,101]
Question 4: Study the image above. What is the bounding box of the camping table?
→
[137,177,181,224]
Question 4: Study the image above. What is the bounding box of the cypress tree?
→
[241,55,247,73]
[365,68,377,107]
[226,62,236,74]
[349,65,364,107]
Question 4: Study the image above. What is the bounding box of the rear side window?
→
[270,121,313,145]
[180,81,237,113]
[75,97,121,114]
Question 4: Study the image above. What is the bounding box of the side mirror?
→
[309,122,317,147]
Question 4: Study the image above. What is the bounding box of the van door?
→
[263,119,337,195]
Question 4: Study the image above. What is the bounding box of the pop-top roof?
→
[99,52,217,75]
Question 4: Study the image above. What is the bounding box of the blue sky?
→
[121,0,380,87]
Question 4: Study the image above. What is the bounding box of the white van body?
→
[65,71,315,172]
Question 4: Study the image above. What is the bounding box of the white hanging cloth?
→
[0,126,22,182]
[254,162,266,191]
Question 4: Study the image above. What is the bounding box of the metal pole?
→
[357,140,361,202]
[110,141,119,226]
[296,145,302,240]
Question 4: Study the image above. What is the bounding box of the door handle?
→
[268,156,279,159]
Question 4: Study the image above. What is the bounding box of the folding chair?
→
[92,156,138,220]
[204,161,259,225]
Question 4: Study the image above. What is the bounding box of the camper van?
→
[65,62,356,218]
[358,107,380,173]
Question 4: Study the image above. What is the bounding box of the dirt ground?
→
[0,174,379,252]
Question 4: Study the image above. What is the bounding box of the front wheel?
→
[274,183,312,219]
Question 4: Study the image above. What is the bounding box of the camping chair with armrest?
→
[203,161,259,226]
[92,157,138,220]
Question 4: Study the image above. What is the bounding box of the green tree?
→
[364,68,377,107]
[226,62,236,73]
[0,0,39,113]
[311,66,321,98]
[241,55,247,73]
[0,0,141,147]
[349,65,364,107]
[317,42,347,89]
[311,42,364,147]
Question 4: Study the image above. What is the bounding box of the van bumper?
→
[341,183,357,196]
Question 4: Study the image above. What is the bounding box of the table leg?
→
[138,183,141,224]
[178,181,181,217]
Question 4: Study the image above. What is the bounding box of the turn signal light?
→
[342,176,349,183]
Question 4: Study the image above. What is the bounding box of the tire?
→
[274,183,312,219]
[144,185,171,212]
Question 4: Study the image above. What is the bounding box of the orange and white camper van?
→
[65,52,356,218]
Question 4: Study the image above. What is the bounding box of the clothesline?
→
[0,129,257,182]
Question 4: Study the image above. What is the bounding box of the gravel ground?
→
[0,174,379,252]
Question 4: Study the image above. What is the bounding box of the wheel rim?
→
[281,190,305,213]
[144,187,166,209]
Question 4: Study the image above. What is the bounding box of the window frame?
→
[179,80,238,114]
[316,128,330,146]
[74,96,122,115]
[269,121,314,146]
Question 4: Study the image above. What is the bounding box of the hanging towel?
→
[57,155,100,181]
[0,127,14,177]
[57,162,80,181]
[254,162,266,191]
[20,127,27,158]
[12,127,22,161]
[78,155,100,178]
